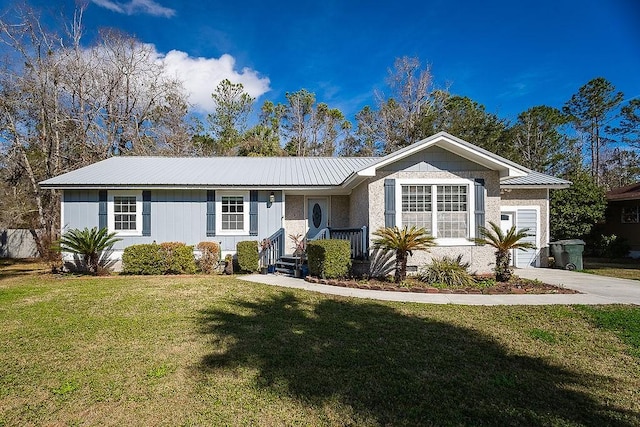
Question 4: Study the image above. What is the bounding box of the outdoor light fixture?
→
[269,192,275,205]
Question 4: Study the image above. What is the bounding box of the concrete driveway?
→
[241,268,640,306]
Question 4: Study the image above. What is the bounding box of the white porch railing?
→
[309,226,368,260]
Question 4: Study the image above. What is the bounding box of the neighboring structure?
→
[603,182,640,258]
[39,132,570,273]
[0,229,39,259]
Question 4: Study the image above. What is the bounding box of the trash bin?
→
[548,240,585,271]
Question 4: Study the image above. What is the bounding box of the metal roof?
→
[39,156,379,188]
[39,132,570,190]
[501,171,571,187]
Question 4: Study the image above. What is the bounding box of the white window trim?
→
[108,190,142,236]
[216,190,250,236]
[395,178,475,246]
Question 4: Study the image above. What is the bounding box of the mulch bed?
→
[304,276,579,295]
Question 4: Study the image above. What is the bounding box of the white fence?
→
[0,229,40,258]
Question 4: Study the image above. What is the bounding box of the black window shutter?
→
[249,190,258,236]
[98,190,107,230]
[384,179,396,228]
[142,191,151,236]
[206,190,216,237]
[474,178,485,238]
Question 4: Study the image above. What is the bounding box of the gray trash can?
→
[548,240,585,271]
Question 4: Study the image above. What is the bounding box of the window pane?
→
[221,196,245,230]
[436,186,468,238]
[401,185,432,231]
[114,196,137,231]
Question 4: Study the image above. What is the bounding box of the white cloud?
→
[158,50,271,113]
[91,0,176,18]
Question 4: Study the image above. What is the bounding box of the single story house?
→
[603,182,640,258]
[39,131,570,273]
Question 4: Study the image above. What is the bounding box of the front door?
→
[307,198,328,238]
[500,212,515,266]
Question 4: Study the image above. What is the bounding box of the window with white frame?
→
[398,180,472,241]
[221,196,244,230]
[402,185,432,230]
[108,191,142,235]
[436,185,468,238]
[216,191,249,234]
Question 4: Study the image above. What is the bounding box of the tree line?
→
[1,5,638,256]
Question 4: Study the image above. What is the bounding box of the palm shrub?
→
[372,226,436,283]
[474,221,535,282]
[58,227,121,274]
[419,255,475,288]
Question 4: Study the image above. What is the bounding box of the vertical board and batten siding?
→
[62,189,283,252]
[515,209,538,268]
[63,190,100,231]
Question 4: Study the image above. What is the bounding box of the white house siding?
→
[369,165,501,274]
[500,188,549,268]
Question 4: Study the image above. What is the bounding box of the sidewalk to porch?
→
[240,268,640,306]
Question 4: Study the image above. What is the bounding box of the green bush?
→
[122,243,165,275]
[307,239,351,279]
[159,242,197,274]
[588,234,630,258]
[197,241,221,274]
[236,240,259,273]
[419,255,475,288]
[122,242,196,275]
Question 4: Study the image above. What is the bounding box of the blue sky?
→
[3,0,639,123]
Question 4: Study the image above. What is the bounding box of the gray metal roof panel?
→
[39,156,379,187]
[39,150,569,189]
[501,171,571,186]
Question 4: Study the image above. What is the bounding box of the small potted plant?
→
[260,238,272,274]
[289,233,306,278]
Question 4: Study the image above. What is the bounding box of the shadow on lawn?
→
[198,293,639,426]
[0,259,47,281]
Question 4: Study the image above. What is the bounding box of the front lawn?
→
[1,264,639,425]
[583,258,640,281]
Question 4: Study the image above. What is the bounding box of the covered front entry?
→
[307,198,328,238]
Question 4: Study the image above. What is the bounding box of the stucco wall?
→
[330,195,350,228]
[284,194,306,254]
[368,169,501,274]
[349,182,369,229]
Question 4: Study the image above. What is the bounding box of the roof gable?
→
[355,132,528,179]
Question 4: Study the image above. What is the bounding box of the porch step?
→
[275,255,304,276]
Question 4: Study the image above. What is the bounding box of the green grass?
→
[583,259,640,281]
[1,263,639,426]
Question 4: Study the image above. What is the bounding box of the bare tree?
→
[0,4,191,256]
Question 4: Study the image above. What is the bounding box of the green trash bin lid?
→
[559,239,585,246]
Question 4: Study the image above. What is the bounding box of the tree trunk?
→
[495,250,512,282]
[394,251,407,283]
